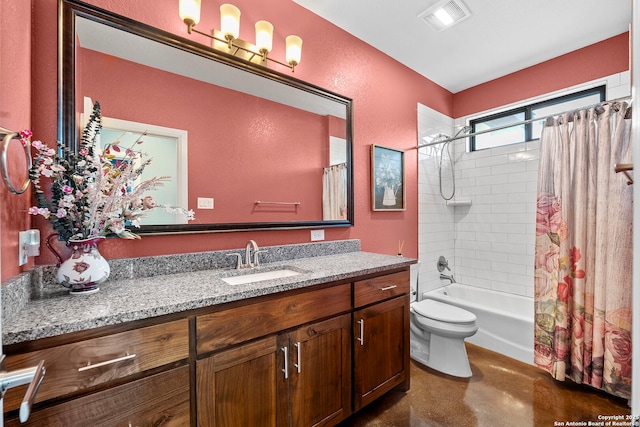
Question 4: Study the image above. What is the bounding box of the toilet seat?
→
[413,299,476,324]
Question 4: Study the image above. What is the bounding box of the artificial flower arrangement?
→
[27,101,194,242]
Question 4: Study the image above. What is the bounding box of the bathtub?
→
[423,283,534,365]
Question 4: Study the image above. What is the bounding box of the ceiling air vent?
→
[418,0,471,32]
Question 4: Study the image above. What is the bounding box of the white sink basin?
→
[221,269,302,285]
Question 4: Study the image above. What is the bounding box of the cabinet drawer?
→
[4,318,189,412]
[5,365,190,427]
[354,270,410,308]
[197,283,351,354]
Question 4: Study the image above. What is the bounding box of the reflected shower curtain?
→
[534,102,632,399]
[322,163,347,220]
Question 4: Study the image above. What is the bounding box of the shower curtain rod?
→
[416,95,632,149]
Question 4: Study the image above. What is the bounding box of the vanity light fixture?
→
[178,0,303,71]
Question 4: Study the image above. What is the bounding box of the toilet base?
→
[411,331,473,378]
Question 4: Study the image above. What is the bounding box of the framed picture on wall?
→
[371,145,405,211]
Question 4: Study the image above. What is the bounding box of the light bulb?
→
[255,20,274,55]
[286,35,303,67]
[179,0,201,27]
[220,4,241,41]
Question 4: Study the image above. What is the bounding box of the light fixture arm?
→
[186,24,298,71]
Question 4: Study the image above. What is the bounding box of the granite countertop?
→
[3,251,415,346]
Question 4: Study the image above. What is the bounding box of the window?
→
[469,86,605,151]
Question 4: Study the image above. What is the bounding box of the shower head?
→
[422,133,450,144]
[453,126,472,138]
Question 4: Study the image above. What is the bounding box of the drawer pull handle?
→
[357,319,364,346]
[78,353,136,372]
[281,346,289,379]
[294,342,302,374]
[380,285,397,291]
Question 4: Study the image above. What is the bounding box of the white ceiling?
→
[292,0,632,93]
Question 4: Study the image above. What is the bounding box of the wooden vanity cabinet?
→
[196,284,352,427]
[352,271,411,410]
[3,266,411,426]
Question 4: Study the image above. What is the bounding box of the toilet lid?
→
[413,299,477,324]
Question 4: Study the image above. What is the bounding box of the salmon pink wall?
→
[30,0,454,266]
[453,33,630,118]
[81,49,326,223]
[0,0,34,281]
[9,1,632,275]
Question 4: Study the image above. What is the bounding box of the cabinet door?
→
[196,335,284,427]
[288,314,351,427]
[353,295,410,410]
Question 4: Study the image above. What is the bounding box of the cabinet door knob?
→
[293,342,302,374]
[281,346,289,379]
[357,319,365,346]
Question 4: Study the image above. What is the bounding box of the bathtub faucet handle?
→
[437,256,451,272]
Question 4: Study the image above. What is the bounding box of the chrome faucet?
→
[227,240,267,269]
[247,240,268,267]
[245,240,258,267]
[440,273,456,284]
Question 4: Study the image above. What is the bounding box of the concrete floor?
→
[339,343,630,427]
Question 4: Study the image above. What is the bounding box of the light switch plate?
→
[310,230,325,241]
[197,197,214,209]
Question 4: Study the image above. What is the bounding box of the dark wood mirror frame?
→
[59,0,354,235]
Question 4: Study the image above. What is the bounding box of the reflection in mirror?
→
[84,98,190,225]
[61,0,353,234]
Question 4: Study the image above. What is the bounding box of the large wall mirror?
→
[60,0,354,234]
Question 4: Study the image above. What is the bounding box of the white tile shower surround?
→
[417,71,631,298]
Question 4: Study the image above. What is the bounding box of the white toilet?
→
[409,266,479,377]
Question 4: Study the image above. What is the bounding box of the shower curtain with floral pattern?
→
[534,102,632,399]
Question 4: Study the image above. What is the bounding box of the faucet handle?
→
[226,253,243,269]
[437,256,451,272]
[253,249,268,267]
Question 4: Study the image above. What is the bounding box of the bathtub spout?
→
[440,273,456,284]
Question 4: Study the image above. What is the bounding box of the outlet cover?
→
[18,231,27,266]
[310,230,325,241]
[197,197,214,209]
